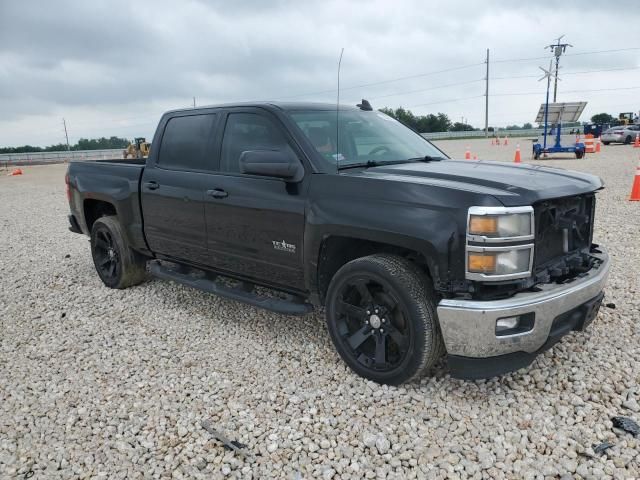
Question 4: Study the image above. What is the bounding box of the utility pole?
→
[193,97,196,108]
[547,35,572,102]
[62,118,70,151]
[484,48,489,137]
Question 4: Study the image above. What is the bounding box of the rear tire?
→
[575,151,584,159]
[602,141,610,146]
[625,135,632,144]
[325,254,444,385]
[91,216,147,289]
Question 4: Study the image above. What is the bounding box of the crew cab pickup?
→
[66,101,610,384]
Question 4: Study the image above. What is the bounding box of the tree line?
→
[2,110,626,154]
[0,136,131,154]
[378,107,635,133]
[378,107,533,133]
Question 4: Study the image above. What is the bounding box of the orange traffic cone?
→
[9,168,23,176]
[473,154,478,160]
[503,136,509,146]
[491,138,495,146]
[595,139,601,153]
[630,158,640,201]
[514,144,521,163]
[633,134,640,148]
[465,146,471,160]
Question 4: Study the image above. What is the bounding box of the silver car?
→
[601,124,640,145]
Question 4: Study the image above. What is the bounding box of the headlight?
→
[468,207,533,240]
[466,206,534,281]
[467,246,533,275]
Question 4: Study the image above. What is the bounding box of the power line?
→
[353,66,638,104]
[492,47,640,64]
[364,78,484,100]
[491,65,640,80]
[274,48,639,103]
[274,62,484,100]
[408,95,484,109]
[492,85,640,97]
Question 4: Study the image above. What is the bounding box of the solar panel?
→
[535,102,587,124]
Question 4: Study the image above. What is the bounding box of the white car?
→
[600,124,640,145]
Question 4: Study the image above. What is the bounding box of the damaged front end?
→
[533,193,598,284]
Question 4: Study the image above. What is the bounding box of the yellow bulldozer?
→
[123,137,151,159]
[618,112,639,126]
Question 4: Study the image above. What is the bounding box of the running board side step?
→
[148,260,313,316]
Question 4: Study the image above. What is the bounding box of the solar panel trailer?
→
[533,101,587,159]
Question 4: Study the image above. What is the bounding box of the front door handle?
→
[207,188,228,199]
[144,181,160,190]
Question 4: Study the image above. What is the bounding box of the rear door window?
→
[158,114,217,171]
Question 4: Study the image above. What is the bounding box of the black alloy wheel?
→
[93,228,120,281]
[334,276,411,373]
[90,216,147,289]
[326,254,444,385]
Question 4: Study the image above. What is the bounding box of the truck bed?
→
[93,158,146,165]
[67,159,147,252]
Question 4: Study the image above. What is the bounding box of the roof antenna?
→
[336,47,344,172]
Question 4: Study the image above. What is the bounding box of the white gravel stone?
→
[1,143,639,479]
[375,434,391,455]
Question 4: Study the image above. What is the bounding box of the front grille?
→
[533,194,595,277]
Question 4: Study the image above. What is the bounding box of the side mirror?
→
[239,150,303,181]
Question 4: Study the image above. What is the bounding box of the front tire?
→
[91,216,147,289]
[625,135,632,144]
[325,254,444,385]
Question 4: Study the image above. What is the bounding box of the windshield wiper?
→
[405,155,445,162]
[337,156,445,171]
[337,160,386,171]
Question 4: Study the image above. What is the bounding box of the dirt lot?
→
[1,140,639,479]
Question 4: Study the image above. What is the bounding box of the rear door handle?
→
[144,181,160,190]
[207,188,228,199]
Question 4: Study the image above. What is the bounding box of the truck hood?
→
[351,159,603,206]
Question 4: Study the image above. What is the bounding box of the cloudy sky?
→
[1,0,638,147]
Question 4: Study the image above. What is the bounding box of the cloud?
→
[0,0,638,146]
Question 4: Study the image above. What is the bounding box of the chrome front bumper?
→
[437,249,610,358]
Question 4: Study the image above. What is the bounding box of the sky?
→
[0,0,639,147]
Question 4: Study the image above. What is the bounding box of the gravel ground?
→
[1,140,639,479]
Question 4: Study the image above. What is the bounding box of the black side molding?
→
[148,260,313,316]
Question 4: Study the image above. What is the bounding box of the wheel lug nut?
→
[366,310,371,315]
[382,318,386,323]
[374,309,379,314]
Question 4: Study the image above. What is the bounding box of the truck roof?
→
[164,101,360,116]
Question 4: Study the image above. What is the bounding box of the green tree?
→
[450,122,475,132]
[590,113,615,125]
[522,123,533,129]
[0,136,131,154]
[379,107,452,133]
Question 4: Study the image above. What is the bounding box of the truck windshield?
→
[288,109,447,170]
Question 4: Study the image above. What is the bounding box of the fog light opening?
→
[495,313,535,336]
[496,316,520,332]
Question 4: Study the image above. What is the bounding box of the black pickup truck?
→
[66,101,610,384]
